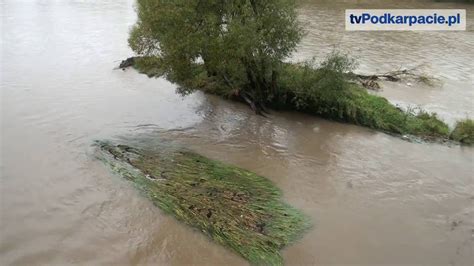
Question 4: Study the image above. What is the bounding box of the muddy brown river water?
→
[1,0,473,265]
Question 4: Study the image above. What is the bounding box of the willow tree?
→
[129,0,303,113]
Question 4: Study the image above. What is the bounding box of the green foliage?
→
[133,56,167,78]
[408,111,450,137]
[450,119,474,145]
[129,0,303,103]
[96,141,310,265]
[277,53,450,137]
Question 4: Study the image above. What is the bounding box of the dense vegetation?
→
[96,141,309,265]
[130,0,302,114]
[450,119,474,145]
[276,58,451,137]
[128,0,473,144]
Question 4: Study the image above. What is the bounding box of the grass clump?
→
[96,141,310,265]
[450,119,474,145]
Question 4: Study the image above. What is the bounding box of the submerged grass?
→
[96,141,310,265]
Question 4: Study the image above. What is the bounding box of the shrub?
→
[277,54,450,137]
[450,119,474,145]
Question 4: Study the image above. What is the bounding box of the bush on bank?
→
[276,58,451,137]
[450,119,474,145]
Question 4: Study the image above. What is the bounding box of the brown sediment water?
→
[1,0,473,265]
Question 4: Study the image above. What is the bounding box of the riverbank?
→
[122,56,473,145]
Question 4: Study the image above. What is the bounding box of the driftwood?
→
[352,65,438,90]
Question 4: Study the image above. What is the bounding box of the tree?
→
[129,0,303,114]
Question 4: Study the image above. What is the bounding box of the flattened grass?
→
[96,141,310,265]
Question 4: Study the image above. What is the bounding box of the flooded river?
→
[1,0,473,265]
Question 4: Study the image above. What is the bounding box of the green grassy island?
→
[122,0,472,145]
